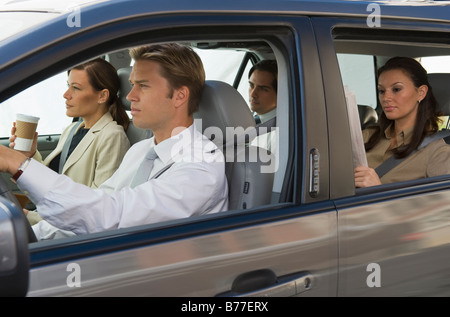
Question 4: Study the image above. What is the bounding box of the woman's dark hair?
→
[70,58,130,131]
[365,56,440,159]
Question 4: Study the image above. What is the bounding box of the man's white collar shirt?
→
[18,123,228,236]
[251,108,278,154]
[257,108,276,124]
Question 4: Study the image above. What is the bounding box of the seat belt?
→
[375,129,450,178]
[59,120,82,173]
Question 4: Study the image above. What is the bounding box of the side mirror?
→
[0,196,29,296]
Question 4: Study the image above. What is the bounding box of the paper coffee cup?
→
[14,113,40,151]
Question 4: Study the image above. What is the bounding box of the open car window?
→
[18,35,293,245]
[334,27,450,192]
[0,72,72,138]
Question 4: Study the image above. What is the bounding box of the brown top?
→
[363,125,450,184]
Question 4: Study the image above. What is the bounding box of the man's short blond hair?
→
[130,43,205,115]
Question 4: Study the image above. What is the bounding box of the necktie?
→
[130,147,158,188]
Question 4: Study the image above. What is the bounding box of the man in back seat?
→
[248,59,278,153]
[0,43,229,238]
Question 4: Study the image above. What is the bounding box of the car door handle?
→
[217,269,313,297]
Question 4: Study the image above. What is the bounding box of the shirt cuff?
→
[16,159,60,204]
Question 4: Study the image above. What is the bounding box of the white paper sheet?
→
[345,86,368,167]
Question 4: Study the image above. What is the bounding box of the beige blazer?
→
[34,112,130,188]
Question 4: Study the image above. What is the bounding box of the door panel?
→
[312,15,450,296]
[337,187,450,296]
[27,209,338,296]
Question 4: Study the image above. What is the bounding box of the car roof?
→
[1,0,450,69]
[1,0,450,39]
[0,0,108,11]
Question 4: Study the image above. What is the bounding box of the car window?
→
[0,72,72,138]
[113,48,253,110]
[420,55,450,129]
[194,48,252,103]
[338,53,450,130]
[420,55,450,73]
[337,53,377,110]
[16,36,291,244]
[334,27,450,190]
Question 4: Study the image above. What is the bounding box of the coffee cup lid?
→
[16,113,40,123]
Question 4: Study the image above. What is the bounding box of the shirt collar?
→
[78,111,113,132]
[153,124,196,164]
[258,108,277,123]
[383,123,414,146]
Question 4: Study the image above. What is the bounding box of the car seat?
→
[428,73,450,116]
[195,80,275,210]
[428,73,450,129]
[358,104,378,129]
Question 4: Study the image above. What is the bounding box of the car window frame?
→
[313,16,450,199]
[1,15,313,261]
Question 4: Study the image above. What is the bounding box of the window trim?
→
[5,16,312,262]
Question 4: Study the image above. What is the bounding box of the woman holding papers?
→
[354,56,450,187]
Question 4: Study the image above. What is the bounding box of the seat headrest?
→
[428,73,450,116]
[118,66,132,111]
[107,51,131,70]
[358,104,378,128]
[194,80,256,146]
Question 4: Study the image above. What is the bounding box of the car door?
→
[0,4,338,297]
[313,14,450,296]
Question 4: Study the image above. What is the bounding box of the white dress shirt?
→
[251,108,277,153]
[18,124,228,236]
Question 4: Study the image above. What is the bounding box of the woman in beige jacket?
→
[11,58,130,223]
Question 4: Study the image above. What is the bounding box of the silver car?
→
[1,0,450,298]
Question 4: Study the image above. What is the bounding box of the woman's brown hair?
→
[70,58,130,131]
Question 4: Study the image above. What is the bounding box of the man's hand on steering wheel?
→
[0,144,27,176]
[0,176,37,243]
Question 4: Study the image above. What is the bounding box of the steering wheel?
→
[0,175,37,243]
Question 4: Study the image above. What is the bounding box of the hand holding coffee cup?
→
[9,123,38,157]
[11,114,40,153]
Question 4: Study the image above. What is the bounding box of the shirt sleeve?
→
[17,156,228,235]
